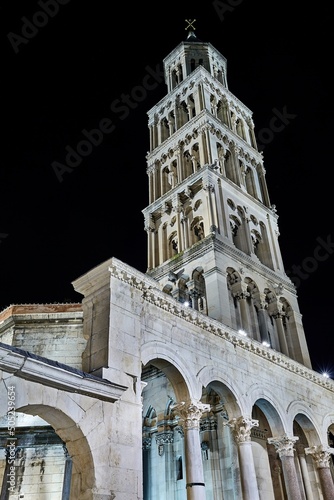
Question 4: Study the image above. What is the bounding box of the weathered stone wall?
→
[0,304,85,369]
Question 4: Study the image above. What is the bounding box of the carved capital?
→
[305,445,334,468]
[155,431,174,446]
[172,400,210,430]
[271,311,285,320]
[234,291,250,301]
[268,435,299,457]
[225,416,259,443]
[254,299,267,311]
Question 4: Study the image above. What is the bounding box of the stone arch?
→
[256,221,274,269]
[162,283,173,295]
[9,402,95,500]
[197,374,245,500]
[323,413,334,443]
[245,165,257,198]
[141,341,198,401]
[293,413,322,447]
[287,400,323,444]
[141,345,201,500]
[169,230,178,257]
[197,365,243,418]
[251,396,286,436]
[191,216,205,243]
[251,397,288,497]
[188,266,207,313]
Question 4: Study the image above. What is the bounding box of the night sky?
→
[1,2,332,375]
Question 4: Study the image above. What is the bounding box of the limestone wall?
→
[0,304,85,369]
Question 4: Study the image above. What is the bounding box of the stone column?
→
[272,312,289,356]
[148,166,154,204]
[272,461,285,499]
[256,164,271,207]
[176,145,185,182]
[144,221,155,270]
[254,300,270,344]
[198,127,208,166]
[305,445,334,500]
[225,416,260,500]
[234,292,250,332]
[243,213,255,255]
[268,435,302,500]
[296,444,313,499]
[208,181,219,233]
[172,400,210,500]
[248,120,257,150]
[230,144,242,187]
[181,214,189,250]
[157,119,163,146]
[203,183,215,233]
[172,196,183,252]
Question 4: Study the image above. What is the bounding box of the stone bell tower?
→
[142,24,312,368]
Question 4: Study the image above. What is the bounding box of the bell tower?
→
[142,23,312,368]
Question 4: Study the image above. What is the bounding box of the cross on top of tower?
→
[185,19,196,31]
[185,19,198,40]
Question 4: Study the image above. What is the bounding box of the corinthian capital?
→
[305,445,334,468]
[171,400,210,430]
[268,435,299,457]
[225,416,259,443]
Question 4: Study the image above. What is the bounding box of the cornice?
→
[142,164,205,216]
[146,109,263,171]
[72,257,114,297]
[148,65,252,120]
[146,234,295,295]
[0,342,127,402]
[108,259,333,393]
[212,237,295,293]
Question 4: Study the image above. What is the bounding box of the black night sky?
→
[1,2,333,376]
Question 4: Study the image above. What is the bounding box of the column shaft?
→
[238,441,260,500]
[297,448,313,499]
[317,467,334,500]
[184,428,206,500]
[172,400,210,500]
[305,443,334,500]
[226,417,260,500]
[280,455,303,500]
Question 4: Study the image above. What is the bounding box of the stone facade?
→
[1,29,334,500]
